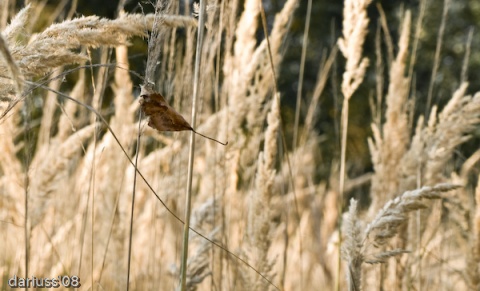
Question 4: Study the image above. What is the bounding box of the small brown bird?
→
[139,85,228,146]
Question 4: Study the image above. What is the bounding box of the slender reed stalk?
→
[376,4,394,67]
[301,47,337,145]
[90,137,96,290]
[408,0,427,89]
[425,0,450,119]
[211,0,226,288]
[179,0,207,289]
[292,0,312,152]
[126,112,142,291]
[336,95,349,291]
[336,0,372,289]
[23,97,31,291]
[460,27,473,84]
[77,153,93,281]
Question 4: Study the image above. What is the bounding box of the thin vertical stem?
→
[126,112,143,291]
[16,39,30,289]
[293,0,312,152]
[212,0,226,288]
[23,98,31,291]
[335,99,349,291]
[179,0,207,289]
[460,27,474,84]
[408,0,427,90]
[425,0,450,120]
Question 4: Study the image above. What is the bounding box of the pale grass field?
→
[0,0,479,290]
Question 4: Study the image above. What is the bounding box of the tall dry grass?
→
[0,1,479,290]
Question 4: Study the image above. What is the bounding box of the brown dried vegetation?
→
[0,1,479,290]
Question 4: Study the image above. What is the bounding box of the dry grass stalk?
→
[338,0,372,100]
[470,178,480,289]
[343,184,461,290]
[368,10,411,214]
[292,0,312,152]
[301,46,338,146]
[170,198,221,290]
[179,0,207,288]
[245,93,280,290]
[399,83,480,192]
[337,0,372,288]
[425,0,451,115]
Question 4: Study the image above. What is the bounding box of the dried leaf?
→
[139,85,227,145]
